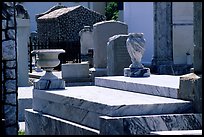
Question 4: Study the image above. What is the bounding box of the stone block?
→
[95,75,180,98]
[18,86,33,122]
[79,26,94,55]
[178,73,202,113]
[4,105,17,126]
[2,40,16,60]
[25,109,99,135]
[61,62,89,79]
[178,73,199,100]
[93,20,128,68]
[99,113,202,135]
[32,86,192,130]
[107,34,131,76]
[5,80,16,92]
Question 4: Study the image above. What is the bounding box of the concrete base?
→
[18,86,33,122]
[95,74,180,98]
[25,109,99,135]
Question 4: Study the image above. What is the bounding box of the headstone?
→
[107,34,131,76]
[79,26,94,55]
[61,62,90,80]
[93,20,128,69]
[124,33,150,77]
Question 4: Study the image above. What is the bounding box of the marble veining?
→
[99,113,202,135]
[95,75,180,98]
[32,87,192,129]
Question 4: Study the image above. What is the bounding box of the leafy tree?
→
[105,2,118,20]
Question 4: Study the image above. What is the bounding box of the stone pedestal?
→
[124,67,150,77]
[34,78,65,90]
[124,33,150,77]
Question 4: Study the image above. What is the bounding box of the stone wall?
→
[2,2,18,135]
[37,5,106,43]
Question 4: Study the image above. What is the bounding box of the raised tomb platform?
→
[25,74,202,135]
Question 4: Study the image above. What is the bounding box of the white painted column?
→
[17,18,30,87]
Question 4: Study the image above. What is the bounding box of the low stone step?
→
[95,74,181,98]
[25,109,99,135]
[18,86,33,122]
[32,86,193,130]
[99,113,202,135]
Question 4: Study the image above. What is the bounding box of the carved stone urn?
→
[32,49,65,90]
[124,33,150,77]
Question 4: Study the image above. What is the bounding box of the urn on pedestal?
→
[124,33,150,77]
[32,49,65,90]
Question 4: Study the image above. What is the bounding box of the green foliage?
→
[105,2,118,20]
[18,130,25,135]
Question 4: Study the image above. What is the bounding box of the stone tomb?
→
[90,20,128,77]
[107,34,131,76]
[24,73,199,135]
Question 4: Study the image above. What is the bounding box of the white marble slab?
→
[32,86,192,129]
[25,109,99,135]
[150,130,202,135]
[99,113,202,135]
[95,74,181,98]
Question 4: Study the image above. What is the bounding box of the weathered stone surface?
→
[193,2,202,74]
[178,73,200,100]
[6,60,16,68]
[18,86,33,121]
[107,34,131,76]
[32,86,192,130]
[152,2,173,74]
[2,40,16,60]
[4,105,17,126]
[5,93,16,105]
[2,2,18,135]
[79,26,94,55]
[25,109,99,135]
[34,78,65,90]
[194,75,202,113]
[93,20,128,68]
[61,62,89,79]
[8,17,14,27]
[95,75,180,98]
[5,80,16,92]
[37,5,105,43]
[5,125,18,135]
[2,31,5,40]
[178,73,202,113]
[2,20,7,29]
[100,113,202,135]
[5,69,16,79]
[7,29,15,39]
